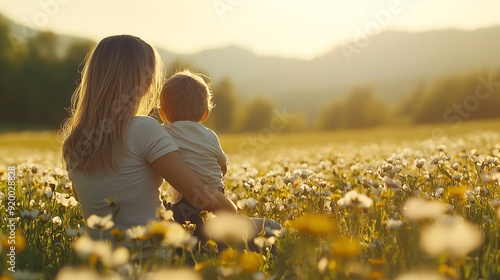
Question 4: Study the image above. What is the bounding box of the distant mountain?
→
[5,12,500,117]
[157,45,306,96]
[158,26,500,116]
[312,28,500,97]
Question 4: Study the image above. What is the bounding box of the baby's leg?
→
[250,217,282,237]
[248,217,282,255]
[167,198,203,236]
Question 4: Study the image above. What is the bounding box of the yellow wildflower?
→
[146,220,169,240]
[330,237,361,259]
[447,186,467,198]
[110,228,125,242]
[239,251,262,274]
[288,214,336,237]
[368,258,386,266]
[438,264,457,278]
[205,239,219,254]
[220,247,239,263]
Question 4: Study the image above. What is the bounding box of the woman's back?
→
[70,116,177,239]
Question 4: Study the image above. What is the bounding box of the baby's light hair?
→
[160,69,214,123]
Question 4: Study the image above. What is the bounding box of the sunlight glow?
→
[0,0,499,59]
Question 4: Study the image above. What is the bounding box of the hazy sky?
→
[0,0,498,59]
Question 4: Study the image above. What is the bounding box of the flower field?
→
[1,130,500,280]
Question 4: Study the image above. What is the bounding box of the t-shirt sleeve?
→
[130,117,179,163]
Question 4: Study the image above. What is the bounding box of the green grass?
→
[0,130,61,150]
[219,118,500,153]
[1,119,500,154]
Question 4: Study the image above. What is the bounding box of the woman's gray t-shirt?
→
[70,116,178,240]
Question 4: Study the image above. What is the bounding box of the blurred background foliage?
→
[1,14,500,133]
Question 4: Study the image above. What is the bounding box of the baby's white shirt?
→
[163,121,226,204]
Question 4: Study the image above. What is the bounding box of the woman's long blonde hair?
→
[60,35,163,174]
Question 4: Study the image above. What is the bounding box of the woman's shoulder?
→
[127,116,178,160]
[127,116,167,141]
[131,115,160,125]
[129,116,163,132]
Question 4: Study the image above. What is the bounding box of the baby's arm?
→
[151,151,237,213]
[217,148,227,176]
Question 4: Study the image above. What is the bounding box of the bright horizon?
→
[0,0,499,59]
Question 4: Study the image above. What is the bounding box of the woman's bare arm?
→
[151,151,237,213]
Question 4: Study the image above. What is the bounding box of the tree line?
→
[0,18,94,130]
[1,15,500,133]
[316,69,500,130]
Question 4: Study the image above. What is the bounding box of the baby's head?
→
[159,69,214,123]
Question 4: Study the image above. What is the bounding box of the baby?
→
[159,69,227,236]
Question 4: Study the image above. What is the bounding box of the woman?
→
[60,35,236,243]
